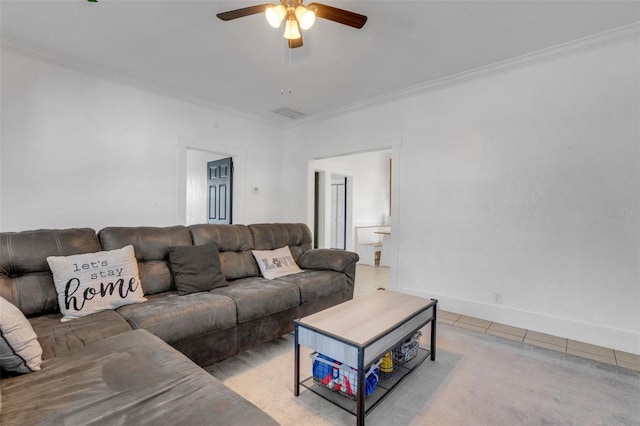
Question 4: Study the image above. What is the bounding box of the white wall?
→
[2,34,638,355]
[0,50,284,231]
[283,39,640,354]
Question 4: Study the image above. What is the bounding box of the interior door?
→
[207,158,233,224]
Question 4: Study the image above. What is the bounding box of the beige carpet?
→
[206,323,640,425]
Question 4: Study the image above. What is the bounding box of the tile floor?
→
[354,264,640,372]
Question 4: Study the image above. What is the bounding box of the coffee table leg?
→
[294,325,300,396]
[356,350,365,426]
[431,300,437,361]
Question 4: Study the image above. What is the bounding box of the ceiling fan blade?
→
[307,2,367,29]
[288,36,303,49]
[216,4,270,21]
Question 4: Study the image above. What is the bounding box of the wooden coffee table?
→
[294,290,437,426]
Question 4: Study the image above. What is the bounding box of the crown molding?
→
[0,36,284,129]
[287,22,640,129]
[3,22,638,131]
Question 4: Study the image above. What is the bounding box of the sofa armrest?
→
[298,249,359,277]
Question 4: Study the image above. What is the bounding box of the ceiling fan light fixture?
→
[283,16,301,40]
[294,5,315,30]
[265,4,286,28]
[217,1,367,49]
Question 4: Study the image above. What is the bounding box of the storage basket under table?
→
[380,330,422,379]
[311,352,382,400]
[395,330,421,364]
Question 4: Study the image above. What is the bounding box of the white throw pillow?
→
[252,246,303,280]
[47,245,146,321]
[0,296,43,374]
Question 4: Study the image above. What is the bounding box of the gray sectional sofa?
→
[0,223,359,424]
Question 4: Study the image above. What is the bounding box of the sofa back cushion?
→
[98,226,192,295]
[248,223,313,262]
[189,224,259,280]
[0,229,101,317]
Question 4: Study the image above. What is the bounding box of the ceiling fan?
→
[216,1,367,48]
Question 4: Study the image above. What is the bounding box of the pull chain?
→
[280,25,285,95]
[288,43,292,94]
[280,24,293,95]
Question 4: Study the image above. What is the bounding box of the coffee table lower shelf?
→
[299,346,432,417]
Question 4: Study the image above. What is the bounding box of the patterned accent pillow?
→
[252,246,303,280]
[47,245,146,321]
[0,296,43,374]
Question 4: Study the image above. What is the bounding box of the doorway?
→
[185,149,233,226]
[312,149,391,253]
[179,139,247,226]
[307,139,399,290]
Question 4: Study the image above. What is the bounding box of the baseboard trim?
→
[399,287,640,355]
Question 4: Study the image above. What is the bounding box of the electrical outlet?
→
[493,291,502,304]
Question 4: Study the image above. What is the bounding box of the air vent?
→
[272,107,306,119]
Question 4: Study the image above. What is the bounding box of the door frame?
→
[176,138,248,225]
[330,175,348,249]
[306,136,402,288]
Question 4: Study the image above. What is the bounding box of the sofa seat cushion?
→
[116,292,236,344]
[211,277,301,323]
[0,329,278,426]
[29,309,132,360]
[275,270,351,304]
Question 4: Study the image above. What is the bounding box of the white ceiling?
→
[1,1,639,126]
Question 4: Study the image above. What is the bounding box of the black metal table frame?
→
[294,299,437,426]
